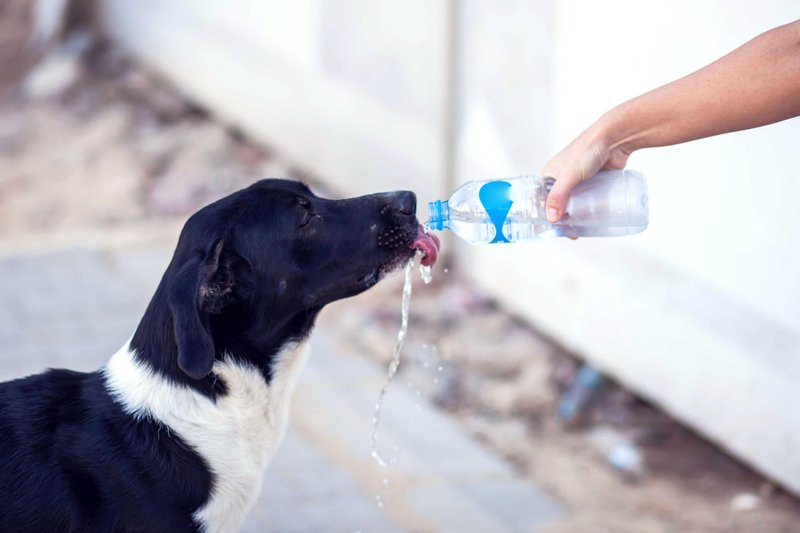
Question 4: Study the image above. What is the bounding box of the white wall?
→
[103,0,451,202]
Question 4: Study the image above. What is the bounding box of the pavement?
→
[0,244,563,532]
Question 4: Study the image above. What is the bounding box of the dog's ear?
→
[168,239,252,379]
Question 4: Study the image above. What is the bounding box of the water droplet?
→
[371,449,389,468]
[437,366,443,372]
[382,478,389,486]
[444,268,449,274]
[419,263,433,284]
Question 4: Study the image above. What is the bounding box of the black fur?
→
[0,179,420,532]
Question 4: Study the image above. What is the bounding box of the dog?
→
[0,179,440,532]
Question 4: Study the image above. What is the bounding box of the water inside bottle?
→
[446,177,564,242]
[447,216,566,242]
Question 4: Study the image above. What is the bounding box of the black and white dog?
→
[0,179,439,532]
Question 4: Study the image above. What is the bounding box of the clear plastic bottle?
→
[425,169,648,243]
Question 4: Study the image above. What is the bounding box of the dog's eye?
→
[299,209,313,227]
[296,198,320,228]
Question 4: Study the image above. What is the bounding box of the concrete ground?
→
[0,243,563,532]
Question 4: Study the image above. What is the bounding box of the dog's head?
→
[154,179,438,381]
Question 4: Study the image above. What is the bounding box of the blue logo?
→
[479,181,513,243]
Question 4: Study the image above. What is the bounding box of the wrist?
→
[596,102,645,156]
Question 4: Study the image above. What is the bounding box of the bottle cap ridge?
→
[427,200,449,231]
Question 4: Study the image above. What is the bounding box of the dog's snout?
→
[389,191,416,216]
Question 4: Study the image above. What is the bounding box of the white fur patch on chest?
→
[103,341,309,533]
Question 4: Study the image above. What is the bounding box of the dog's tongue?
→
[412,226,440,267]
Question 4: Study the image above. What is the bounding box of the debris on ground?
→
[557,364,603,424]
[0,0,39,100]
[587,425,645,480]
[730,492,761,513]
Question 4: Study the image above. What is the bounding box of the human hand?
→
[541,121,632,223]
[542,20,800,224]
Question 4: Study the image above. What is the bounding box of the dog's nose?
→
[389,191,417,216]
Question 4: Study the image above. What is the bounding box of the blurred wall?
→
[103,0,800,494]
[103,0,452,202]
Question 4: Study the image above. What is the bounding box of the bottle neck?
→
[427,200,450,231]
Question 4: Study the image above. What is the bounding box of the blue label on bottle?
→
[479,181,513,243]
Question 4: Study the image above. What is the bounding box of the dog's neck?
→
[129,277,321,398]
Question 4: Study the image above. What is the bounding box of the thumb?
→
[544,173,580,223]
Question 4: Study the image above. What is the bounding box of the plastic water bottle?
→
[425,169,648,243]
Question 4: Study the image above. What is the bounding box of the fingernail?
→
[547,207,559,222]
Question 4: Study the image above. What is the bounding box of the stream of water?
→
[369,258,415,467]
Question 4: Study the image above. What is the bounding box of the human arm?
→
[542,19,800,222]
